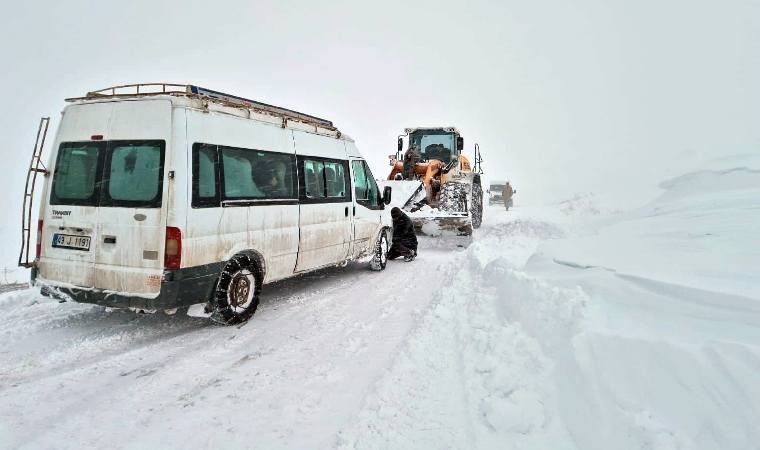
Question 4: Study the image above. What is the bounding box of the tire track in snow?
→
[0,247,464,449]
[0,261,397,388]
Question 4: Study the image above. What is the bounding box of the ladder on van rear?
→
[18,117,50,268]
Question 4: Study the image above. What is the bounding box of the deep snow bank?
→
[343,158,760,449]
[538,163,760,299]
[529,162,760,449]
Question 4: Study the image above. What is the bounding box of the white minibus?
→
[31,84,392,324]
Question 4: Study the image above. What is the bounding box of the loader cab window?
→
[409,131,455,163]
[352,160,382,209]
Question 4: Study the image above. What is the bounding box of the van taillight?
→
[35,220,43,259]
[164,227,182,270]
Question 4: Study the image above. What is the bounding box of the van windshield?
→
[50,140,165,208]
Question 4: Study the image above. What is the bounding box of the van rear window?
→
[51,142,103,205]
[102,142,164,206]
[50,140,165,208]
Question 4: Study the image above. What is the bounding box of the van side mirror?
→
[398,137,403,152]
[383,186,392,205]
[456,136,464,151]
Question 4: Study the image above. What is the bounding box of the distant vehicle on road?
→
[488,180,507,206]
[488,180,516,210]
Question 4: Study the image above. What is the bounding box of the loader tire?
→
[472,179,483,229]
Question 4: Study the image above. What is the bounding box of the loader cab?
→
[404,128,462,164]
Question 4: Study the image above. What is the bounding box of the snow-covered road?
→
[2,157,759,450]
[0,231,471,449]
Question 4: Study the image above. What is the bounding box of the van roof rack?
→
[65,83,334,129]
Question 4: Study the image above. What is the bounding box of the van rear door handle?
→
[345,206,349,217]
[104,236,116,244]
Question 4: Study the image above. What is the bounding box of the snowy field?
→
[1,156,759,449]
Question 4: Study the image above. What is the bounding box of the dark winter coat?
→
[392,211,418,250]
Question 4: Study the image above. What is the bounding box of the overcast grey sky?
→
[1,0,758,273]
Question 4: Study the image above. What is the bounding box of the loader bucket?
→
[413,217,474,249]
[378,177,478,244]
[411,214,473,237]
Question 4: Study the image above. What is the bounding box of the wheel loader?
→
[380,127,483,236]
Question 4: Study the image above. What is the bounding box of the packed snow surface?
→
[1,160,759,449]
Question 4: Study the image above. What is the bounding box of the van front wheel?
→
[211,254,262,325]
[370,230,389,271]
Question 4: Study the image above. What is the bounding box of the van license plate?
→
[52,234,91,251]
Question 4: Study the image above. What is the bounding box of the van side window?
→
[324,161,347,198]
[198,148,216,197]
[222,149,265,198]
[352,160,381,209]
[299,157,351,203]
[222,147,297,201]
[363,163,380,206]
[193,144,297,206]
[258,153,296,199]
[352,160,368,200]
[304,160,325,199]
[192,144,219,207]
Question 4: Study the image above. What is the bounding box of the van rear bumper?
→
[36,262,223,310]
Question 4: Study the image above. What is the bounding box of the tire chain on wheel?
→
[370,229,388,271]
[471,181,483,229]
[211,253,262,325]
[438,181,470,213]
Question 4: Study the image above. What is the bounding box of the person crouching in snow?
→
[388,207,418,262]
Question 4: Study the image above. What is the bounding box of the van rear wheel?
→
[211,254,262,325]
